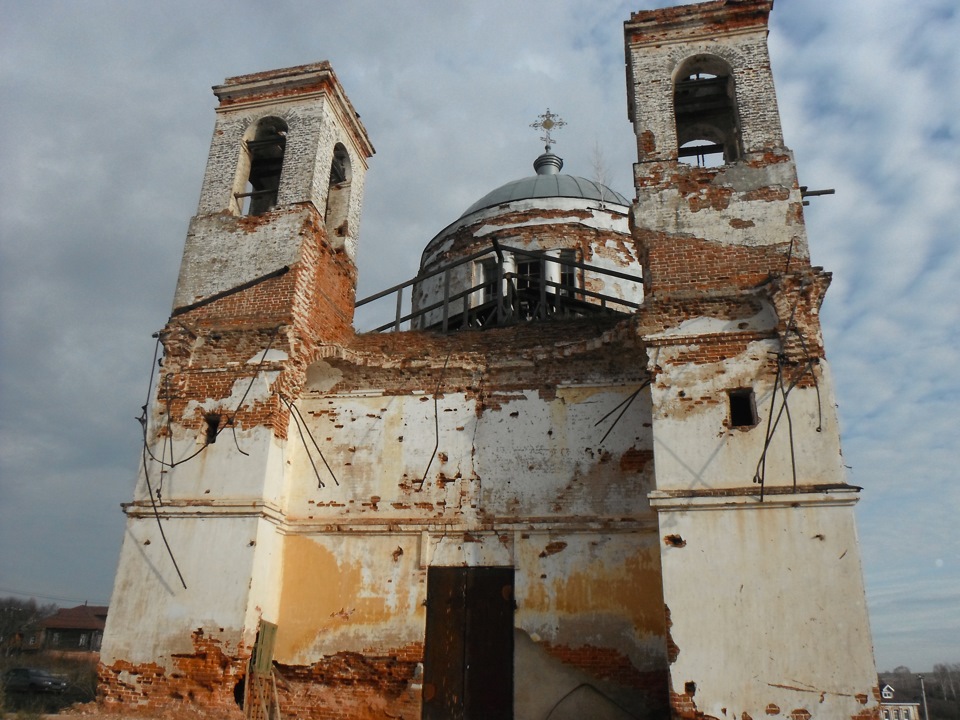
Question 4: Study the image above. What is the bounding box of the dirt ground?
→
[4,702,231,720]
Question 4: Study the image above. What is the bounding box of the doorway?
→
[422,566,515,719]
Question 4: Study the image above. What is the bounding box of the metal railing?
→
[356,241,643,333]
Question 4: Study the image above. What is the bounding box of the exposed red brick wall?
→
[319,316,648,403]
[98,639,423,720]
[638,231,794,300]
[767,269,830,363]
[634,295,767,335]
[272,644,422,720]
[670,688,701,718]
[98,630,246,717]
[157,206,356,442]
[294,210,357,343]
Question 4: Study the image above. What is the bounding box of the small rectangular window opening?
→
[729,388,758,428]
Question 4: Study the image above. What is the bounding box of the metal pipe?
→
[919,674,930,720]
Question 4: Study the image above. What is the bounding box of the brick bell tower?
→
[626,2,878,719]
[99,63,373,708]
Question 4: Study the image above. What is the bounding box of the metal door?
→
[423,566,514,720]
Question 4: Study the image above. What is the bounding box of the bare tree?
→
[937,663,960,701]
[0,596,57,655]
[591,139,611,210]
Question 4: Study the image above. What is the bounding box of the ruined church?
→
[100,2,880,718]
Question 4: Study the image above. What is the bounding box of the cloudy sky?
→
[1,0,956,673]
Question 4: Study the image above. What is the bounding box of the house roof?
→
[41,604,108,631]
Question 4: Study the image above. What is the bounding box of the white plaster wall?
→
[514,629,640,720]
[281,391,475,520]
[273,533,427,662]
[655,498,877,718]
[135,415,290,504]
[648,341,845,491]
[632,157,807,256]
[474,386,653,518]
[101,512,262,668]
[266,374,666,668]
[270,527,667,677]
[173,208,309,309]
[513,530,666,667]
[104,376,293,667]
[283,382,654,523]
[244,516,286,642]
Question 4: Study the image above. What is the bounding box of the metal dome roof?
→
[459,151,631,218]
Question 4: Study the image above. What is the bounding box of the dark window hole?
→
[205,413,221,444]
[729,388,758,428]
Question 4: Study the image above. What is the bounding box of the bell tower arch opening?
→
[235,116,288,216]
[673,54,741,166]
[325,142,351,238]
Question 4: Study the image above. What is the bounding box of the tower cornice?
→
[626,0,772,48]
[213,61,374,160]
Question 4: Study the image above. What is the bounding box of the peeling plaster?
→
[182,370,280,420]
[248,348,288,364]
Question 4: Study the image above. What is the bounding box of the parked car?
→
[3,667,68,693]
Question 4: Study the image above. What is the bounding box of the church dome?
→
[411,146,643,330]
[460,151,630,218]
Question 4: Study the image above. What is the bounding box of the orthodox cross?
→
[530,108,566,152]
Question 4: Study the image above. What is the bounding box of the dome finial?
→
[530,108,567,153]
[530,108,566,175]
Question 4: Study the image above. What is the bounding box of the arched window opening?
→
[674,56,741,166]
[238,117,287,216]
[324,143,352,238]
